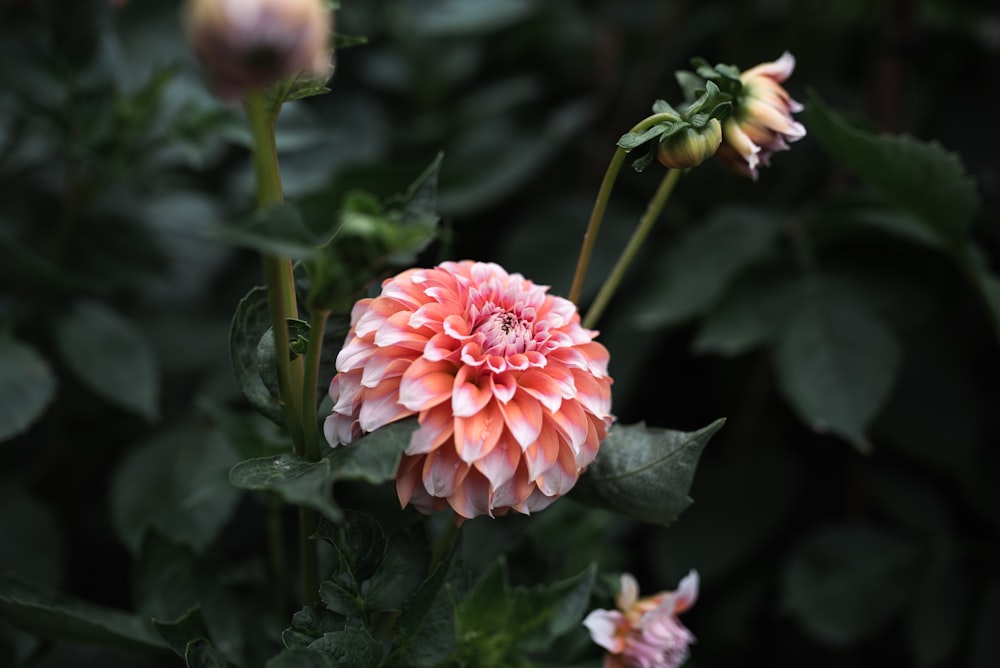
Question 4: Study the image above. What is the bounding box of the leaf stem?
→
[582,168,682,329]
[568,112,680,304]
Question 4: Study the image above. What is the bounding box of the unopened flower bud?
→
[183,0,332,100]
[656,118,723,170]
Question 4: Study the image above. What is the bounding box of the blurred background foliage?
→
[1,0,998,666]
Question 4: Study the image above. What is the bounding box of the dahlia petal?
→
[672,570,699,613]
[421,446,470,497]
[395,454,423,508]
[618,573,640,609]
[572,368,613,420]
[442,314,472,339]
[361,354,411,389]
[491,461,534,510]
[357,379,411,432]
[335,338,376,373]
[452,365,493,418]
[408,402,455,455]
[722,118,761,169]
[547,400,589,454]
[473,433,520,489]
[453,400,504,463]
[537,440,579,497]
[583,610,627,653]
[447,474,494,520]
[490,372,518,404]
[497,391,543,449]
[518,369,564,413]
[513,486,559,514]
[374,311,427,349]
[522,425,560,480]
[409,302,459,332]
[741,50,795,82]
[398,358,455,411]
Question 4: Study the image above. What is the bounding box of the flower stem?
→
[245,89,318,608]
[301,307,331,463]
[582,168,682,330]
[568,112,681,305]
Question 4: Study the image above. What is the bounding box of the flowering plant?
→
[0,2,996,668]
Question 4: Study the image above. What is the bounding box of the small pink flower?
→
[325,261,613,521]
[584,571,699,668]
[716,51,806,180]
[183,0,332,100]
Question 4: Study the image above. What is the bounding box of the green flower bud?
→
[656,118,722,170]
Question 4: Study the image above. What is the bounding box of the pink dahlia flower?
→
[324,260,613,521]
[716,51,806,180]
[583,571,699,668]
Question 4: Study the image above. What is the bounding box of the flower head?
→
[584,571,699,668]
[716,51,805,180]
[183,0,332,100]
[325,260,613,521]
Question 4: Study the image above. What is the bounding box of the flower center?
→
[476,308,534,357]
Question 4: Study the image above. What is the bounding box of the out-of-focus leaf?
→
[0,573,167,652]
[0,337,57,441]
[572,419,724,525]
[51,301,160,420]
[774,284,901,452]
[508,563,596,653]
[693,264,800,356]
[781,523,921,647]
[633,206,781,330]
[970,575,1000,668]
[0,484,64,589]
[229,418,417,523]
[152,606,212,659]
[266,647,335,668]
[804,92,978,254]
[206,202,319,260]
[904,548,968,667]
[403,0,540,37]
[229,286,285,425]
[110,424,242,554]
[184,637,231,668]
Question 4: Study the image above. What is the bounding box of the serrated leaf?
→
[51,301,160,420]
[774,286,901,452]
[0,573,167,652]
[111,425,242,554]
[781,524,921,647]
[0,337,56,442]
[316,512,388,583]
[364,527,430,614]
[229,418,418,523]
[229,286,285,425]
[282,605,344,650]
[804,91,979,253]
[572,419,724,525]
[308,626,382,668]
[633,207,781,329]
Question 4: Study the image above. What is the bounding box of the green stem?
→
[245,89,319,608]
[582,168,682,330]
[301,308,331,463]
[245,90,307,455]
[568,112,680,304]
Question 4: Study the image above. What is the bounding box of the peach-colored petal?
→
[408,403,455,455]
[453,400,504,463]
[452,365,493,417]
[421,446,470,497]
[398,358,455,411]
[497,391,544,449]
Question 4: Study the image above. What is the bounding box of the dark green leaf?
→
[229,453,343,523]
[904,549,968,667]
[318,572,364,618]
[389,536,464,667]
[316,513,388,583]
[51,301,160,420]
[153,606,212,658]
[804,91,979,254]
[111,424,242,554]
[0,336,56,442]
[185,637,232,668]
[325,418,417,484]
[781,523,921,647]
[281,605,344,650]
[229,286,285,425]
[308,626,382,668]
[206,202,319,259]
[0,573,167,652]
[266,647,336,668]
[774,286,901,452]
[572,419,725,525]
[633,207,781,329]
[0,483,63,589]
[365,527,431,614]
[455,558,513,646]
[509,563,596,653]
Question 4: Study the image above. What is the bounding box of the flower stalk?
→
[245,88,320,606]
[583,168,682,330]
